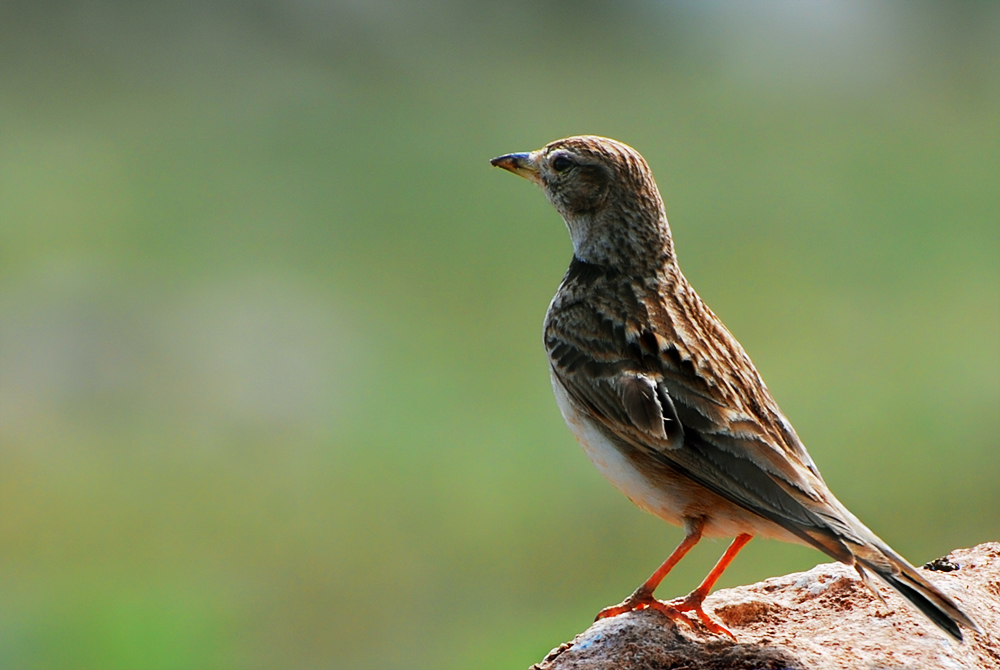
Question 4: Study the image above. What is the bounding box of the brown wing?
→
[545,262,865,558]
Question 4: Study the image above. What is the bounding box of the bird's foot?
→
[667,591,736,641]
[595,588,696,630]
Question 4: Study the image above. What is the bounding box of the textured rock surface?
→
[531,543,1000,670]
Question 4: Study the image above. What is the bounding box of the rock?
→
[530,543,1000,670]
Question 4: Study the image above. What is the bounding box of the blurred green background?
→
[1,1,998,668]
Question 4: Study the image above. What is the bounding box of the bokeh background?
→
[1,1,998,668]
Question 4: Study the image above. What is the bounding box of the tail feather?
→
[795,497,981,642]
[854,543,981,642]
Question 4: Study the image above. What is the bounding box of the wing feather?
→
[549,334,863,558]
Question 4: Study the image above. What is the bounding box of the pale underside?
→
[551,368,805,544]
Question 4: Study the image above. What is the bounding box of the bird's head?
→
[491,136,674,274]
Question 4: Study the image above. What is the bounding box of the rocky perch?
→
[531,543,1000,670]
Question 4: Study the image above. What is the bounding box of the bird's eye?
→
[551,155,574,172]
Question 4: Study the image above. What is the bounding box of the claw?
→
[595,591,697,630]
[668,592,737,641]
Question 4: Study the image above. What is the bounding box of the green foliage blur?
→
[1,2,997,668]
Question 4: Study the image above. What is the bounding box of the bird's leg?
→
[595,519,705,625]
[669,533,753,640]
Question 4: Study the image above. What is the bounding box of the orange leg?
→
[595,519,706,625]
[670,533,753,640]
[596,523,753,642]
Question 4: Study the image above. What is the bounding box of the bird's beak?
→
[490,151,542,185]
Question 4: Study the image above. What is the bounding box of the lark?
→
[491,136,980,641]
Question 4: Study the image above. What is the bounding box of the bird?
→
[490,135,981,642]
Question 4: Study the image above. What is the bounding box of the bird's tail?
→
[851,539,981,642]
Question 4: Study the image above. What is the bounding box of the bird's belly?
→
[549,369,805,543]
[550,370,687,527]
